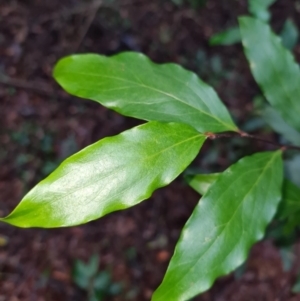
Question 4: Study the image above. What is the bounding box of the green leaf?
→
[152,151,283,301]
[277,180,300,222]
[209,27,241,46]
[184,173,220,195]
[94,271,111,291]
[73,256,99,289]
[248,0,276,22]
[1,122,205,228]
[73,262,90,289]
[260,105,300,147]
[187,174,299,222]
[280,19,299,50]
[189,173,300,245]
[265,180,300,245]
[240,17,300,132]
[86,255,100,277]
[53,52,237,133]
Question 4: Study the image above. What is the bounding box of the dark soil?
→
[1,0,300,300]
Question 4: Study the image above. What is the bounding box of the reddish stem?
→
[205,131,300,152]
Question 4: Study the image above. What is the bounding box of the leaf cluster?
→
[1,14,300,301]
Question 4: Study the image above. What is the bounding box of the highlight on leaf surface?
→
[152,151,283,301]
[239,16,300,132]
[1,122,206,228]
[53,51,238,133]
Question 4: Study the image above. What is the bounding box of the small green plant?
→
[73,255,122,301]
[1,16,300,300]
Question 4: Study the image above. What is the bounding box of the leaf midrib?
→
[158,152,279,300]
[4,132,203,225]
[242,20,300,117]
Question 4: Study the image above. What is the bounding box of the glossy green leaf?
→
[240,17,300,132]
[152,151,283,301]
[184,173,220,195]
[248,0,276,22]
[280,19,299,50]
[209,27,241,46]
[1,122,205,228]
[187,172,300,241]
[187,173,300,216]
[53,52,237,133]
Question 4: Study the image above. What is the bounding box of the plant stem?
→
[205,131,300,152]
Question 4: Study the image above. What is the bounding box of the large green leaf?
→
[53,52,237,133]
[187,173,300,231]
[186,173,300,210]
[240,17,300,132]
[152,151,283,301]
[1,122,205,228]
[187,172,300,244]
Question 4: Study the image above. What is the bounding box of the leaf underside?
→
[152,151,283,301]
[53,52,237,133]
[1,122,205,228]
[240,17,300,132]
